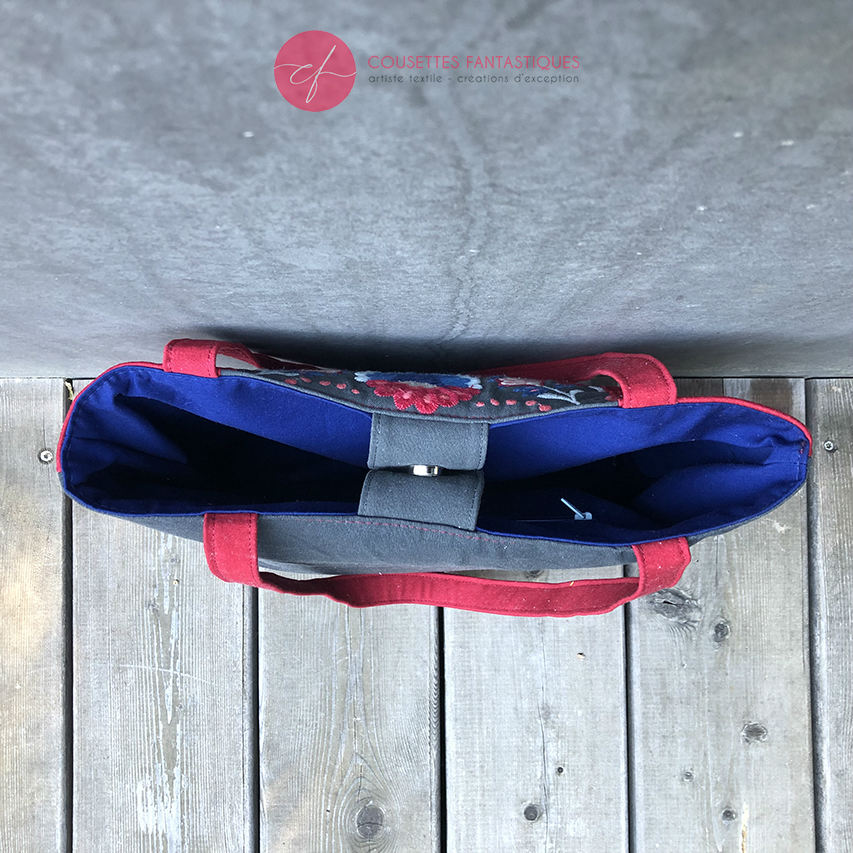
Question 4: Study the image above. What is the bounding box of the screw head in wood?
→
[742,721,768,743]
[823,439,837,452]
[38,448,54,464]
[523,804,542,821]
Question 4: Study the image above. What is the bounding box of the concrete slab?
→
[1,0,850,376]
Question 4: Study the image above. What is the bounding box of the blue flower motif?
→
[354,371,482,390]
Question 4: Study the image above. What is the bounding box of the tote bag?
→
[57,339,811,617]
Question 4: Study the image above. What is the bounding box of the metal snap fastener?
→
[410,464,442,477]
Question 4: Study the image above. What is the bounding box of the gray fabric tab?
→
[368,413,488,470]
[358,469,484,530]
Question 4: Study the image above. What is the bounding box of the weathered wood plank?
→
[71,383,255,852]
[628,378,814,852]
[0,379,67,852]
[806,378,853,853]
[259,597,440,853]
[444,572,628,853]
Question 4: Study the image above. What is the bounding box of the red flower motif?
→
[365,380,479,414]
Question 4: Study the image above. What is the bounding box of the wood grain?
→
[628,378,814,852]
[443,570,629,853]
[807,379,853,853]
[0,379,67,852]
[71,383,255,853]
[259,596,440,853]
[15,372,850,852]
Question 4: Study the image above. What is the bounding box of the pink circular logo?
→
[274,31,356,111]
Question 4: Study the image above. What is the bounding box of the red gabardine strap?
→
[162,339,291,377]
[203,514,691,617]
[480,352,677,408]
[163,340,675,408]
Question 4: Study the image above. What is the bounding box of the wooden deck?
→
[1,377,851,852]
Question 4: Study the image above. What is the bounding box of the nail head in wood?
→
[742,722,768,743]
[523,804,542,821]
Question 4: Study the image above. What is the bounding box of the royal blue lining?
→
[60,365,809,547]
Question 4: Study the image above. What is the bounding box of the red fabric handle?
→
[203,513,691,617]
[480,352,677,408]
[163,339,676,409]
[162,339,299,377]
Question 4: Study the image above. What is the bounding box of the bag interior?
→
[60,366,809,546]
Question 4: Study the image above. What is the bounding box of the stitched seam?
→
[163,340,177,371]
[465,472,483,531]
[204,341,219,377]
[599,354,675,408]
[610,361,636,405]
[221,354,673,410]
[359,471,378,515]
[299,575,639,612]
[633,541,650,594]
[372,417,490,467]
[476,422,488,468]
[230,372,614,420]
[273,398,606,421]
[647,357,675,399]
[312,515,491,541]
[622,355,675,406]
[612,356,635,402]
[324,575,636,591]
[302,516,617,557]
[165,340,221,377]
[368,414,382,468]
[208,515,220,579]
[633,538,690,595]
[247,514,260,585]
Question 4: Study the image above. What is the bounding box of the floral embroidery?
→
[243,364,614,418]
[494,376,564,398]
[352,371,484,414]
[365,380,480,414]
[496,376,611,406]
[536,387,605,404]
[267,366,341,377]
[495,376,544,390]
[354,371,482,390]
